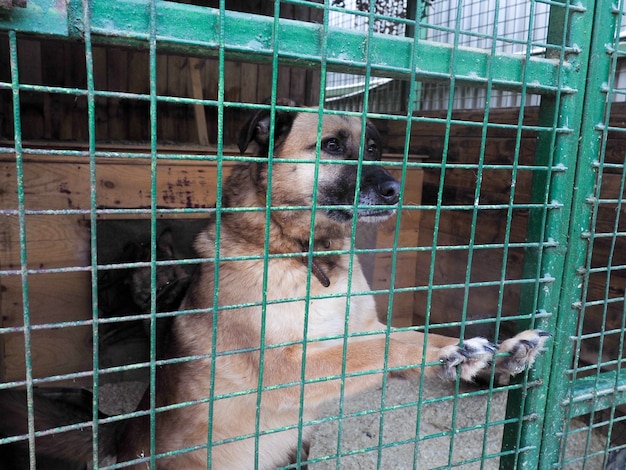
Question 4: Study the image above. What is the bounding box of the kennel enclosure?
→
[1,0,626,468]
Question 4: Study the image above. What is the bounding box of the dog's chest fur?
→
[188,225,377,349]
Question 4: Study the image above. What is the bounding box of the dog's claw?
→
[496,329,551,376]
[438,337,496,382]
[519,339,538,349]
[438,330,550,382]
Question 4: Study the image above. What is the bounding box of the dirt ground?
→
[100,375,606,469]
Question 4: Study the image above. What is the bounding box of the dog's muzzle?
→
[357,168,401,222]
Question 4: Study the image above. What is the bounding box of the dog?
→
[114,103,550,468]
[0,103,550,469]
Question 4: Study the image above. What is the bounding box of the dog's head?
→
[238,102,400,230]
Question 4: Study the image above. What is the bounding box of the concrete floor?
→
[308,377,606,469]
[100,376,606,469]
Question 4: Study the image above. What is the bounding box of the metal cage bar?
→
[0,0,624,469]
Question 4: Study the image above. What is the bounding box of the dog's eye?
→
[323,138,344,155]
[367,143,378,157]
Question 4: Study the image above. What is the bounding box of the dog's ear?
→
[365,120,381,143]
[237,98,299,154]
[365,120,383,160]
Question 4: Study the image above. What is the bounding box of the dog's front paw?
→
[496,329,551,376]
[438,337,496,381]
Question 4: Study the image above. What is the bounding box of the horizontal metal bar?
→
[0,0,569,94]
[0,0,68,35]
[563,371,626,417]
[91,0,568,92]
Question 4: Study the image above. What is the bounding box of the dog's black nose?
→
[378,179,401,204]
[362,167,401,205]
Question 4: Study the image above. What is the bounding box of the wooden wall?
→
[0,1,323,145]
[2,102,626,382]
[0,147,423,383]
[379,105,626,356]
[2,0,626,378]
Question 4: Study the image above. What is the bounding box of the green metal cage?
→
[1,0,625,468]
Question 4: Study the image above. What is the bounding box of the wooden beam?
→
[189,58,210,146]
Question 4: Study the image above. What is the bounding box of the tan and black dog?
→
[0,104,549,469]
[115,104,550,469]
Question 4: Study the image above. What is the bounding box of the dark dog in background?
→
[0,103,550,469]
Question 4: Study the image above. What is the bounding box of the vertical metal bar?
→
[415,0,465,465]
[565,2,625,467]
[297,1,331,465]
[337,1,375,464]
[80,0,101,467]
[334,1,390,465]
[8,30,36,470]
[253,2,283,467]
[499,1,600,468]
[375,0,425,466]
[148,0,159,467]
[485,0,536,465]
[548,0,625,467]
[200,0,226,466]
[449,0,501,462]
[206,0,226,465]
[356,5,390,468]
[408,2,430,467]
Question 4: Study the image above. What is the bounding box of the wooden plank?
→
[127,50,150,141]
[17,38,42,86]
[289,67,307,105]
[203,57,218,101]
[3,324,93,385]
[93,46,109,140]
[41,40,65,140]
[201,57,219,143]
[68,43,89,141]
[168,56,196,143]
[256,63,273,102]
[1,271,92,383]
[305,68,321,106]
[224,60,242,103]
[371,166,424,327]
[277,66,291,99]
[157,55,175,141]
[188,58,210,146]
[1,272,92,327]
[168,55,188,97]
[17,39,45,140]
[0,156,234,212]
[240,62,259,104]
[0,214,90,269]
[106,47,129,141]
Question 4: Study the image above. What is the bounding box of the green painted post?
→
[538,0,626,468]
[500,0,619,468]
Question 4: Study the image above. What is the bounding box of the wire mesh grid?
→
[325,0,551,112]
[550,2,626,469]
[0,0,622,469]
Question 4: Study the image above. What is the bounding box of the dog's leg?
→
[398,329,551,382]
[260,329,548,408]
